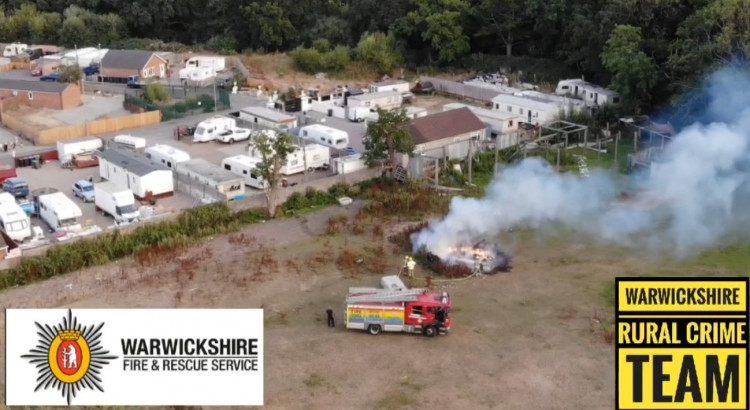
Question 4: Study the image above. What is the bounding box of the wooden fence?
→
[1,111,40,140]
[35,111,162,145]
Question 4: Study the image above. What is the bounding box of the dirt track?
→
[0,201,639,409]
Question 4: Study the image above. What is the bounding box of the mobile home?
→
[37,191,82,232]
[248,143,331,176]
[444,102,521,147]
[369,79,410,94]
[0,192,31,242]
[238,106,298,131]
[144,144,191,170]
[174,159,246,201]
[555,78,620,106]
[491,92,587,125]
[97,149,173,199]
[347,91,403,111]
[299,124,349,150]
[221,155,267,190]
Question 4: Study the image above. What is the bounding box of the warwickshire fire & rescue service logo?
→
[20,309,118,405]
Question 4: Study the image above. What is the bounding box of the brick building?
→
[100,50,167,82]
[0,79,81,110]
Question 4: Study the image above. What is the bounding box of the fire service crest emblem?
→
[21,309,118,405]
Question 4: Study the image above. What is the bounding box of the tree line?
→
[0,0,747,112]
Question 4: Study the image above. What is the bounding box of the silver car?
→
[72,180,95,202]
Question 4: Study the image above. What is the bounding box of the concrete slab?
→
[51,94,131,125]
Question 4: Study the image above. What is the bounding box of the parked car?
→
[40,73,61,82]
[344,147,358,156]
[31,67,42,77]
[84,65,99,76]
[72,180,95,202]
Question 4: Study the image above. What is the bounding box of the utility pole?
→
[75,44,84,95]
[213,78,218,113]
[302,137,308,182]
[614,131,620,171]
[468,140,473,184]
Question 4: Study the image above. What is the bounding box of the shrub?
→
[145,83,169,103]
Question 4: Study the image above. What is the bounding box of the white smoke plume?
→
[412,67,750,259]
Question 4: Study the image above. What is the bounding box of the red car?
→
[31,67,42,77]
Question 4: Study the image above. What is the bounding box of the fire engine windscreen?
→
[411,67,750,260]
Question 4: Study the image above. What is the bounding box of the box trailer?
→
[57,137,103,164]
[37,191,82,233]
[94,182,140,224]
[248,143,330,176]
[113,135,147,150]
[0,192,31,242]
[332,155,368,175]
[299,124,350,150]
[145,144,191,170]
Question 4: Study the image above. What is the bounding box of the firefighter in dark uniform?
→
[326,308,335,327]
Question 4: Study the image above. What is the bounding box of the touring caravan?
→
[299,124,349,150]
[193,116,236,143]
[221,155,267,190]
[113,135,147,150]
[0,192,31,242]
[145,144,191,170]
[248,143,331,176]
[37,192,82,233]
[3,43,28,57]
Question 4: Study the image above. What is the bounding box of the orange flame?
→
[441,246,495,260]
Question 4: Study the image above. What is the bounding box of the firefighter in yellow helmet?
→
[404,255,416,278]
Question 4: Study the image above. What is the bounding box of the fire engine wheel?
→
[423,326,437,338]
[367,325,382,335]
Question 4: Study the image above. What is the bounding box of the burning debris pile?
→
[414,240,512,277]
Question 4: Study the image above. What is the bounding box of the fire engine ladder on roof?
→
[346,289,428,304]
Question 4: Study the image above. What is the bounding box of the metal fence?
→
[419,76,501,103]
[174,172,228,204]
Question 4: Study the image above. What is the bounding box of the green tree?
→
[356,32,402,75]
[58,65,82,84]
[145,83,169,103]
[394,0,470,65]
[363,108,414,169]
[601,25,658,111]
[474,0,525,57]
[249,132,296,217]
[243,2,297,51]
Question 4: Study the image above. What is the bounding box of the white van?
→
[145,144,191,170]
[221,155,267,190]
[113,135,146,150]
[37,192,82,233]
[0,192,31,242]
[299,124,349,150]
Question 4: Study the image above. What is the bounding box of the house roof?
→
[176,159,244,184]
[443,103,520,121]
[409,108,486,144]
[100,50,164,70]
[0,78,70,93]
[492,93,567,112]
[98,148,169,176]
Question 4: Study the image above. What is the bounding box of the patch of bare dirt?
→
[0,201,686,409]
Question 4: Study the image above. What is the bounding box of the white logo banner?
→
[5,309,264,406]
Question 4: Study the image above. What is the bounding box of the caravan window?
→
[335,139,345,145]
[167,161,172,168]
[251,172,259,179]
[59,218,77,228]
[562,85,569,90]
[224,164,231,171]
[242,170,248,175]
[507,106,512,112]
[10,220,30,230]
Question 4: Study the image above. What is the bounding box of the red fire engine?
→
[345,276,452,337]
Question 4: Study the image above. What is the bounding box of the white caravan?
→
[37,192,82,233]
[179,56,226,80]
[248,143,331,176]
[221,155,267,190]
[193,116,236,143]
[144,144,191,170]
[57,137,104,164]
[113,135,146,150]
[0,192,31,242]
[94,182,140,224]
[3,43,28,57]
[299,124,350,150]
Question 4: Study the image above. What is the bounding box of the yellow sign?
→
[616,278,749,410]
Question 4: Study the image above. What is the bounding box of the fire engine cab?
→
[345,276,452,337]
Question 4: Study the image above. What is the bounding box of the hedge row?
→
[0,182,366,291]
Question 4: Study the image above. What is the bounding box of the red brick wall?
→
[0,84,80,110]
[60,83,82,109]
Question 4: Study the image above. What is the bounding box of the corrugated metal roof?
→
[0,78,70,93]
[175,158,244,184]
[410,108,486,144]
[100,50,164,70]
[98,148,169,177]
[240,106,296,123]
